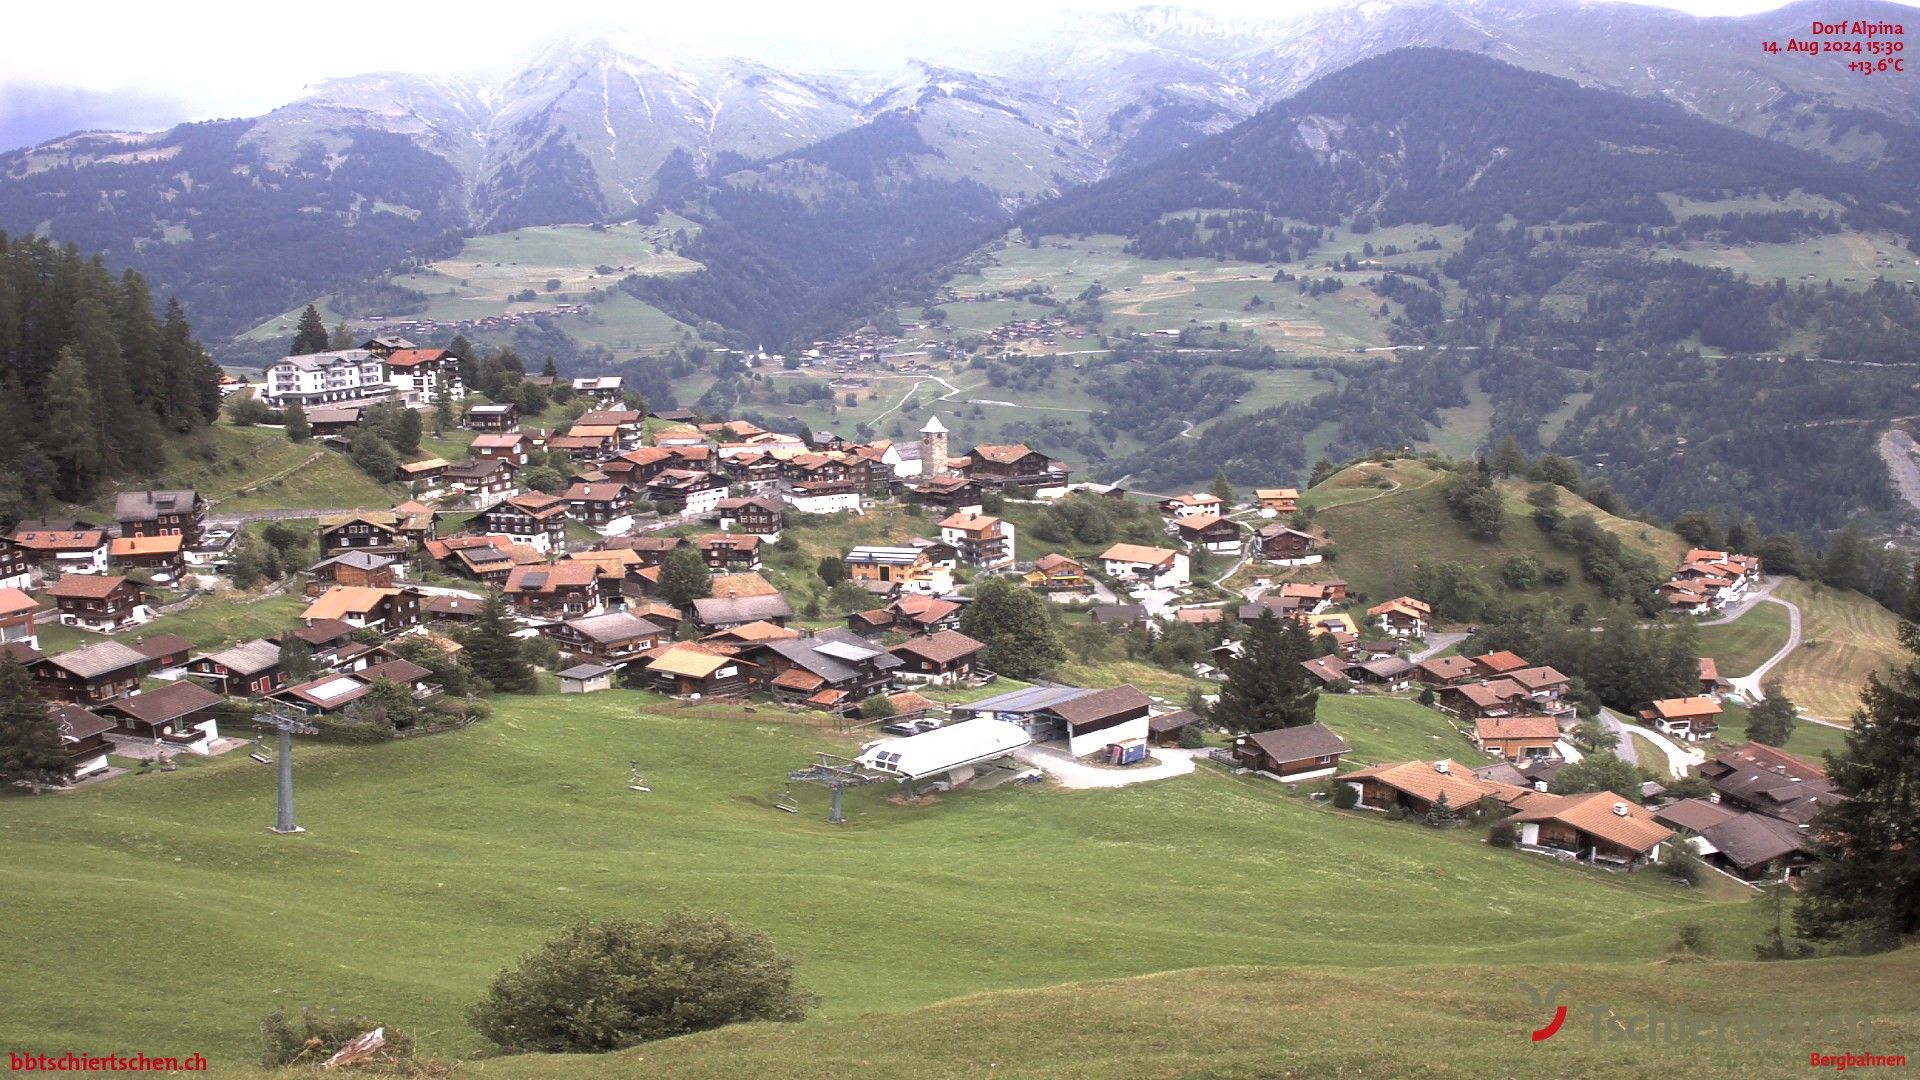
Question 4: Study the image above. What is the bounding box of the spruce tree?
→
[1212,612,1319,732]
[291,304,330,355]
[0,656,68,793]
[283,401,311,442]
[659,544,714,608]
[1745,681,1798,747]
[1488,436,1529,479]
[1209,469,1234,506]
[460,591,536,694]
[1795,621,1920,944]
[44,348,104,500]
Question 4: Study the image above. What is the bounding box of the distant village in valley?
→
[0,329,1833,892]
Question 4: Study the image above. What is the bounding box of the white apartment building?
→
[262,351,392,406]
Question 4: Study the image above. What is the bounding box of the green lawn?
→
[78,423,396,518]
[1695,600,1792,680]
[0,689,1774,1068]
[415,951,1920,1080]
[34,593,309,656]
[1710,702,1853,764]
[1317,693,1479,767]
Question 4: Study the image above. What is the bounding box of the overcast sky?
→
[3,0,1913,149]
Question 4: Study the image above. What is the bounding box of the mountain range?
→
[1,0,1916,341]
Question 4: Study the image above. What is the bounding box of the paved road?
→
[1727,595,1804,702]
[1410,633,1468,663]
[1698,576,1782,626]
[1597,708,1704,779]
[208,507,363,525]
[1013,744,1200,789]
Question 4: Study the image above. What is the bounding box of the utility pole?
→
[255,711,319,834]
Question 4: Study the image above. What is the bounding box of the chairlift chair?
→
[627,760,651,793]
[773,786,799,813]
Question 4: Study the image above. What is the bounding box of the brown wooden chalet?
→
[97,681,225,748]
[716,497,783,537]
[306,551,398,593]
[299,586,424,634]
[634,643,757,698]
[958,444,1068,490]
[888,629,985,686]
[1232,722,1351,781]
[319,512,406,558]
[540,611,670,666]
[46,574,147,634]
[748,629,902,711]
[476,493,569,551]
[443,457,518,502]
[693,533,761,572]
[109,534,185,579]
[1171,513,1243,554]
[912,474,983,512]
[464,402,520,432]
[504,561,602,619]
[187,639,288,696]
[562,482,633,529]
[115,488,207,547]
[51,703,114,780]
[31,640,150,704]
[1253,525,1319,562]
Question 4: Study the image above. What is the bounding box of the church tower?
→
[920,415,949,478]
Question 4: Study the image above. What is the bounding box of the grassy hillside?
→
[1301,459,1685,611]
[1695,599,1793,679]
[1710,702,1852,764]
[0,690,1773,1069]
[1770,579,1906,720]
[79,422,398,517]
[311,951,1920,1080]
[235,218,708,357]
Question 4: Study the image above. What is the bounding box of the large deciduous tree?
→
[658,544,714,608]
[958,579,1065,681]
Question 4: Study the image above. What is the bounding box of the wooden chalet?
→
[187,639,288,697]
[693,533,761,572]
[1252,525,1319,564]
[476,493,569,553]
[464,402,521,432]
[888,629,986,686]
[1338,758,1532,817]
[912,475,983,513]
[97,681,225,750]
[31,641,150,704]
[50,703,113,780]
[715,496,783,537]
[1232,722,1351,782]
[1171,513,1243,555]
[504,562,602,619]
[10,525,110,576]
[114,488,207,547]
[319,512,405,558]
[1638,696,1723,741]
[1507,791,1673,870]
[958,443,1069,490]
[1439,679,1534,721]
[469,432,532,466]
[1366,596,1432,638]
[443,457,518,502]
[540,610,670,665]
[298,586,423,634]
[0,586,39,649]
[634,643,757,698]
[46,574,148,634]
[562,482,634,531]
[1415,656,1479,686]
[1254,488,1299,513]
[1472,715,1563,762]
[306,551,398,593]
[108,534,186,580]
[1024,553,1088,592]
[751,629,902,711]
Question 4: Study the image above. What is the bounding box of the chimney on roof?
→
[1613,802,1630,817]
[1433,760,1449,774]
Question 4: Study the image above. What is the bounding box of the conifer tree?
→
[1745,681,1798,747]
[1209,468,1234,506]
[1488,436,1529,479]
[291,304,330,355]
[1213,612,1319,732]
[1795,621,1920,945]
[283,401,311,442]
[0,656,68,793]
[44,349,104,500]
[659,544,714,608]
[460,591,536,694]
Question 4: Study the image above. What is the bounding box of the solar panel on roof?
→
[815,641,881,662]
[522,572,548,588]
